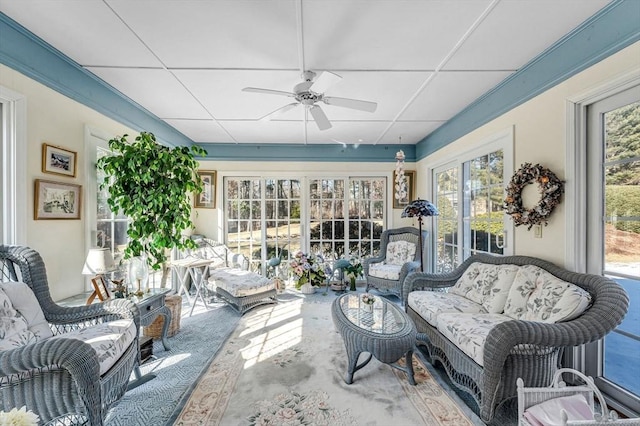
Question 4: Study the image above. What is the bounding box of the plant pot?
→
[300,283,316,294]
[362,303,373,313]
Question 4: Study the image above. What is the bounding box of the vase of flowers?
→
[361,293,375,312]
[290,252,327,291]
[344,257,363,291]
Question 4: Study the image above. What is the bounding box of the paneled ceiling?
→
[0,0,611,145]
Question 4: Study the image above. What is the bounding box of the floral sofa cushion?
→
[209,267,274,297]
[0,282,53,351]
[385,240,416,267]
[407,291,486,328]
[437,313,511,366]
[368,263,402,280]
[450,263,520,313]
[52,319,137,376]
[504,265,592,323]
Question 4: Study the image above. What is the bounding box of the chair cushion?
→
[52,319,137,376]
[0,282,53,351]
[407,291,485,327]
[504,265,592,323]
[368,263,402,280]
[437,313,511,366]
[209,268,274,297]
[450,263,520,313]
[385,240,416,266]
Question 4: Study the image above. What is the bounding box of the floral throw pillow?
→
[0,287,38,351]
[385,241,417,266]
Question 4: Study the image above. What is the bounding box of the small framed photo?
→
[91,276,110,302]
[393,170,416,209]
[42,143,77,177]
[195,170,216,209]
[34,179,82,220]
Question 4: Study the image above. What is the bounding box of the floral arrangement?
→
[504,163,564,230]
[361,293,376,305]
[344,257,363,281]
[0,407,40,426]
[289,252,327,289]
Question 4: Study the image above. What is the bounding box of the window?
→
[431,129,513,272]
[224,175,386,274]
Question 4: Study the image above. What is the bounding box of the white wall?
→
[0,64,134,300]
[416,41,640,266]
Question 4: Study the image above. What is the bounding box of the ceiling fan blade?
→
[309,71,342,94]
[259,102,299,121]
[242,87,295,97]
[323,96,377,113]
[309,105,332,131]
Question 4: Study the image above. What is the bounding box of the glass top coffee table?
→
[331,293,417,385]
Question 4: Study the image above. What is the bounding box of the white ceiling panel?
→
[174,69,302,119]
[443,0,611,70]
[165,119,236,144]
[107,0,299,69]
[221,121,305,144]
[0,0,162,67]
[383,121,445,145]
[400,71,513,121]
[305,121,391,144]
[87,67,211,120]
[302,0,492,70]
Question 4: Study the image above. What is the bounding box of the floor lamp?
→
[401,199,439,272]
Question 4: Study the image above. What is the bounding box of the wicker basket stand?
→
[143,294,182,339]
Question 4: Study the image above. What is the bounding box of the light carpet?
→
[171,292,480,426]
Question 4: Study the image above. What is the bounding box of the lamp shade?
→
[82,248,116,275]
[401,198,439,218]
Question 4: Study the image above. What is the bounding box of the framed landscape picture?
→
[34,179,82,220]
[195,170,216,209]
[42,143,77,177]
[393,170,416,209]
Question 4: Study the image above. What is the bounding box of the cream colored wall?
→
[192,160,418,242]
[0,64,134,300]
[416,41,640,266]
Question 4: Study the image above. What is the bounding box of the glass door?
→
[585,85,640,415]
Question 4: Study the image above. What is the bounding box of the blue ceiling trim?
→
[197,143,416,162]
[0,12,193,148]
[416,0,640,160]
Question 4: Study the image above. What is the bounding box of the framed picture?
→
[34,179,82,220]
[87,276,110,304]
[42,143,77,177]
[195,170,216,209]
[393,170,416,209]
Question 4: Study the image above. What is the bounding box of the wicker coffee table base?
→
[216,287,277,315]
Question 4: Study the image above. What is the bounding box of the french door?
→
[432,130,513,272]
[585,85,640,416]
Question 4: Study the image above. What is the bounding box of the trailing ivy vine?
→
[97,132,207,270]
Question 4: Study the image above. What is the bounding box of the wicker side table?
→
[143,294,182,339]
[331,293,417,385]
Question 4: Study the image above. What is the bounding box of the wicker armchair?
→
[403,254,629,423]
[0,245,140,425]
[363,227,426,302]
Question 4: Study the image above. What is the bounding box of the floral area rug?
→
[170,291,476,426]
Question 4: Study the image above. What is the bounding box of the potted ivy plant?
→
[97,132,207,288]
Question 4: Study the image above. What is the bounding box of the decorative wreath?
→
[504,163,564,230]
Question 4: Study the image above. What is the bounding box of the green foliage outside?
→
[309,220,383,257]
[97,132,207,270]
[606,185,640,233]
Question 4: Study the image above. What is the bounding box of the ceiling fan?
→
[242,71,377,131]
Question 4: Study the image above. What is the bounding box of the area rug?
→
[105,300,240,426]
[170,292,478,426]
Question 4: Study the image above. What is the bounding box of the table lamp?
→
[401,198,439,272]
[82,248,116,304]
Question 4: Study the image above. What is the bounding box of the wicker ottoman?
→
[209,268,277,314]
[143,294,182,339]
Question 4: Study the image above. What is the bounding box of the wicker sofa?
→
[402,254,629,423]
